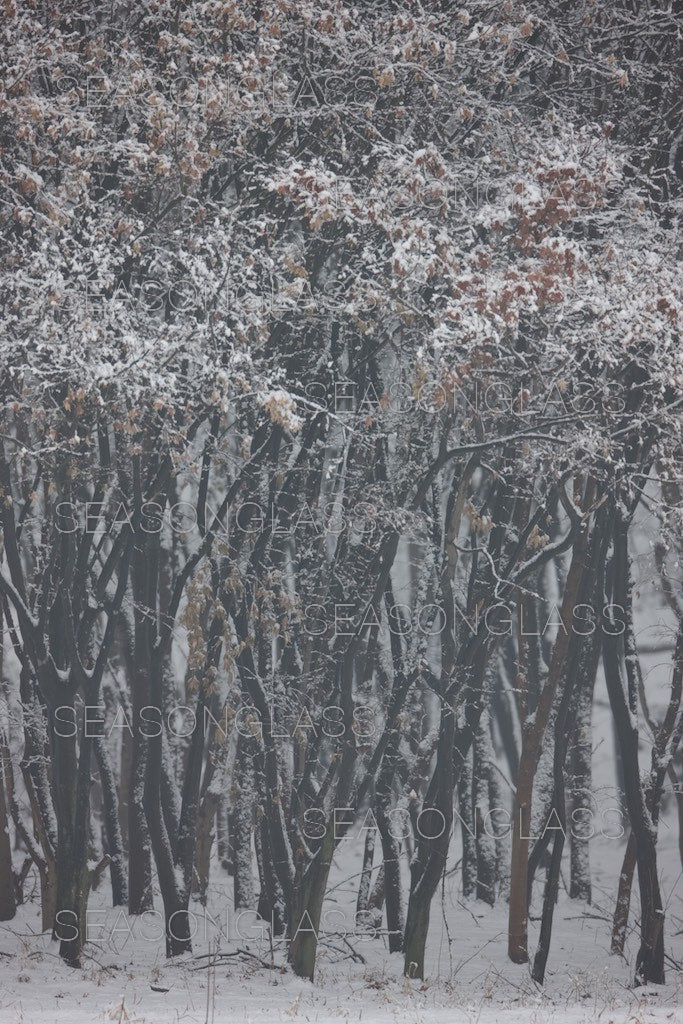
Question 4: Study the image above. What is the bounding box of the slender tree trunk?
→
[404,646,490,978]
[0,760,17,920]
[508,502,592,963]
[14,667,59,931]
[288,844,331,982]
[128,568,153,915]
[531,824,564,984]
[52,695,97,967]
[531,596,597,983]
[216,794,231,872]
[94,735,127,906]
[611,831,637,955]
[368,863,385,924]
[458,752,477,898]
[233,733,256,911]
[670,761,683,871]
[356,826,376,918]
[195,790,218,906]
[128,734,153,914]
[404,695,457,979]
[376,732,404,951]
[508,755,534,962]
[569,675,595,903]
[288,673,358,980]
[487,757,510,901]
[474,717,496,906]
[118,699,132,852]
[254,812,286,935]
[0,605,14,921]
[602,509,671,986]
[143,603,193,957]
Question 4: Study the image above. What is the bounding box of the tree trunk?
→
[356,825,376,917]
[0,604,14,921]
[94,736,127,906]
[128,569,154,915]
[531,592,597,984]
[216,794,231,872]
[475,718,496,906]
[0,760,17,920]
[52,696,96,967]
[611,831,636,955]
[376,732,404,951]
[602,509,668,985]
[568,674,595,903]
[143,630,193,957]
[459,752,477,899]
[254,812,286,936]
[486,750,511,901]
[195,790,217,906]
[671,761,683,871]
[288,826,334,981]
[508,503,592,964]
[233,733,256,911]
[288,685,358,980]
[368,863,385,923]
[128,734,153,914]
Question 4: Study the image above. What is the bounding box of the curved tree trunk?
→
[508,498,593,964]
[601,511,679,986]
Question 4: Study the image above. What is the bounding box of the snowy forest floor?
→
[1,831,681,1024]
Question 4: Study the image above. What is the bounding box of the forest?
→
[0,2,681,1022]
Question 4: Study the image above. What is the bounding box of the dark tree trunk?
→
[0,758,17,921]
[474,717,496,906]
[568,673,595,903]
[611,831,636,955]
[195,787,218,906]
[144,644,193,957]
[289,824,336,981]
[356,825,376,918]
[255,812,286,935]
[404,638,491,978]
[602,508,669,986]
[233,732,256,911]
[458,752,477,899]
[94,736,127,906]
[376,731,404,951]
[368,863,385,922]
[532,506,603,983]
[128,733,153,915]
[52,696,96,967]
[0,605,14,921]
[128,566,153,916]
[216,794,231,872]
[509,496,593,965]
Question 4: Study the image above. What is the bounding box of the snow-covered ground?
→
[1,806,680,1024]
[1,891,680,1024]
[1,631,680,1023]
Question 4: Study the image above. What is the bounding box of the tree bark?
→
[475,716,497,906]
[94,735,127,906]
[508,495,592,964]
[601,508,674,986]
[458,752,477,899]
[568,673,595,903]
[232,732,256,912]
[0,756,17,921]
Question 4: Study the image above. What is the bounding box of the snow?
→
[3,652,679,1024]
[1,878,680,1023]
[1,772,681,1024]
